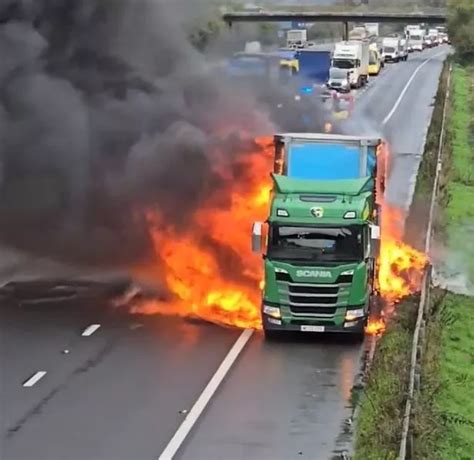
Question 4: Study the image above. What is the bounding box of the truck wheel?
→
[264,329,280,341]
[351,330,366,343]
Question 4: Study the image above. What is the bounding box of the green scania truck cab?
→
[252,133,385,339]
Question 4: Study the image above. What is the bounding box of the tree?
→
[448,0,474,62]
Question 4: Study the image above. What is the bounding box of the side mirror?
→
[252,221,264,253]
[368,224,381,259]
[370,224,380,240]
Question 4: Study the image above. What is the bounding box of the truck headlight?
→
[263,304,281,319]
[342,79,349,87]
[345,308,365,321]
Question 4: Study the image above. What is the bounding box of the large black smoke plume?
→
[0,0,297,266]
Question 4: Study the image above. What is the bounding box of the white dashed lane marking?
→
[81,324,101,337]
[23,371,47,387]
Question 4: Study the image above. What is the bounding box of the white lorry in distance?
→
[435,27,446,44]
[331,40,370,88]
[408,29,424,51]
[364,23,380,37]
[349,26,370,41]
[286,29,307,48]
[405,24,423,35]
[382,36,402,62]
[428,28,440,45]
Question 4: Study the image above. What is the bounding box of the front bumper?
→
[262,313,366,334]
[328,83,350,92]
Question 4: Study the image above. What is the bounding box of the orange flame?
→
[366,318,386,336]
[133,136,274,329]
[377,204,428,304]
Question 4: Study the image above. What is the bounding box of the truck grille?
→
[276,271,353,317]
[290,305,337,315]
[289,284,338,295]
[289,294,336,305]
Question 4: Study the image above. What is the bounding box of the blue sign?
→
[291,21,306,29]
[279,22,292,30]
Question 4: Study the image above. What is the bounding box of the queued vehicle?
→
[409,29,425,52]
[368,43,383,76]
[424,36,434,48]
[331,41,370,88]
[382,36,402,62]
[399,38,409,61]
[327,67,351,93]
[428,28,440,46]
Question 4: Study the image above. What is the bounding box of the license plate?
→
[300,325,325,332]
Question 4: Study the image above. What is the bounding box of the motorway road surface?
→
[0,45,449,460]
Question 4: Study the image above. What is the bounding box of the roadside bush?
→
[448,0,474,63]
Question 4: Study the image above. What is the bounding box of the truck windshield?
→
[267,225,364,262]
[384,47,395,53]
[329,67,348,79]
[411,35,422,40]
[332,59,356,69]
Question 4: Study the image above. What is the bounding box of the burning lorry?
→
[251,133,386,340]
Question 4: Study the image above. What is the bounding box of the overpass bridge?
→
[222,11,447,40]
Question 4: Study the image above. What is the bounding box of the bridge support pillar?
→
[343,21,349,40]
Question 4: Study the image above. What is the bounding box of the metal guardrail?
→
[397,62,453,460]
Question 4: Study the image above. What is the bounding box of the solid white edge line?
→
[157,328,254,460]
[23,371,47,387]
[81,324,101,337]
[382,50,446,126]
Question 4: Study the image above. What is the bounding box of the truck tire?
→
[264,329,280,341]
[351,329,366,343]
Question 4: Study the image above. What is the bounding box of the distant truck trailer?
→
[287,29,307,48]
[297,49,332,88]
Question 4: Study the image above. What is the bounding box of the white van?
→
[382,37,402,62]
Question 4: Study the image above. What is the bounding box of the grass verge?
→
[353,298,417,460]
[353,61,451,459]
[413,64,474,459]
